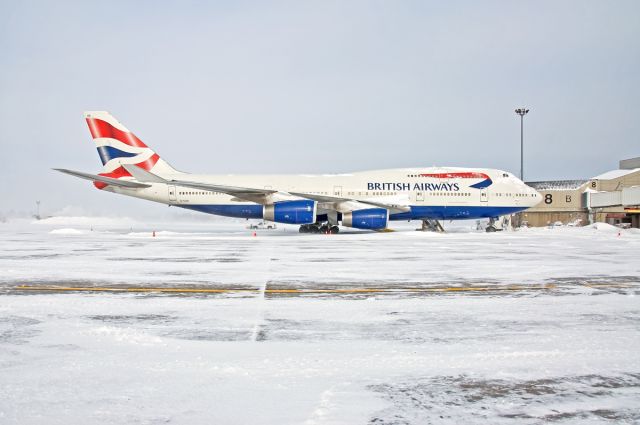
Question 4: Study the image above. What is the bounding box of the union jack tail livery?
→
[84,111,179,188]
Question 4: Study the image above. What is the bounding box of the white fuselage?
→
[104,167,540,221]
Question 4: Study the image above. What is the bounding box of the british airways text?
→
[367,182,460,191]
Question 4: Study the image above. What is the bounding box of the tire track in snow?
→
[250,239,274,342]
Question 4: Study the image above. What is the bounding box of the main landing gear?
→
[417,219,445,232]
[299,223,340,234]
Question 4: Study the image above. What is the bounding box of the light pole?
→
[515,108,529,181]
[36,200,41,220]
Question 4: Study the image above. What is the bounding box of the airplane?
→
[55,111,541,233]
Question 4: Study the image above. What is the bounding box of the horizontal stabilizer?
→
[122,164,167,183]
[53,168,151,188]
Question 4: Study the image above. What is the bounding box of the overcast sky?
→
[1,0,639,216]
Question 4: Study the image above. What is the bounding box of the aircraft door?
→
[416,192,424,202]
[168,185,177,202]
[480,189,488,203]
[333,186,342,196]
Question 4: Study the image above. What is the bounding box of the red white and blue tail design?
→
[84,111,178,189]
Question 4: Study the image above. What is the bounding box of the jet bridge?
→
[588,186,640,208]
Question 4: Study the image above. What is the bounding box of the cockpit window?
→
[502,173,509,178]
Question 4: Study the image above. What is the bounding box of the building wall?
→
[526,187,586,213]
[593,210,639,227]
[515,183,589,227]
[517,211,588,227]
[620,157,640,170]
[592,206,639,227]
[589,170,640,228]
[515,167,640,228]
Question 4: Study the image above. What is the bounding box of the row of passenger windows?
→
[495,193,535,197]
[421,192,472,197]
[178,190,479,197]
[345,191,397,196]
[347,191,397,196]
[342,191,473,197]
[179,191,221,195]
[177,189,533,198]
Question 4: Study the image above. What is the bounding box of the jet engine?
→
[263,200,317,224]
[342,208,388,230]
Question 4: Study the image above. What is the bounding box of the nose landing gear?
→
[485,216,512,232]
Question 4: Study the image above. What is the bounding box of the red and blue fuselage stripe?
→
[419,172,493,189]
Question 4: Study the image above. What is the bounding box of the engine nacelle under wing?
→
[342,208,388,230]
[263,200,317,224]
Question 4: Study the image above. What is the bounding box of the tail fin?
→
[84,111,179,188]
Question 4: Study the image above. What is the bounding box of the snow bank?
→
[125,230,196,238]
[585,222,640,235]
[587,222,620,233]
[49,228,85,235]
[34,216,137,227]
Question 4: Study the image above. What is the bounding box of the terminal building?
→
[516,156,640,228]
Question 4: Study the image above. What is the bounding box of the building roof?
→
[591,168,640,180]
[526,180,588,190]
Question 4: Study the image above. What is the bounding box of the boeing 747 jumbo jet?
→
[56,112,541,233]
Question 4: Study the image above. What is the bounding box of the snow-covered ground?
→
[1,218,639,424]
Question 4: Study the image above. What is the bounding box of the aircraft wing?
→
[168,179,276,196]
[289,192,411,214]
[53,168,151,189]
[168,179,277,204]
[122,164,276,203]
[122,164,410,213]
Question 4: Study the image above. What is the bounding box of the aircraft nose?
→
[528,187,542,206]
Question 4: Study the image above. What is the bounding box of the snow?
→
[33,215,139,228]
[0,218,639,424]
[587,222,622,232]
[526,180,588,190]
[49,228,85,235]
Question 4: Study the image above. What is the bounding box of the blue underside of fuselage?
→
[177,204,527,221]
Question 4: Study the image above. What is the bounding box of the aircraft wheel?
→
[299,224,310,233]
[329,226,340,234]
[486,226,497,233]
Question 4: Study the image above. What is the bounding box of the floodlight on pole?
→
[515,108,529,181]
